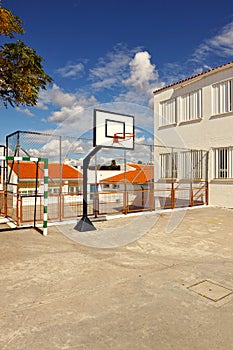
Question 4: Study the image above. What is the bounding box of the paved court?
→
[0,206,233,350]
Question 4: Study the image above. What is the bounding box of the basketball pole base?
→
[74,146,101,233]
[74,216,96,232]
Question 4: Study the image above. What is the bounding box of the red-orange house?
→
[8,162,83,195]
[98,163,154,210]
[100,163,154,190]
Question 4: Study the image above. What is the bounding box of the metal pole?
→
[190,150,193,207]
[43,158,48,236]
[74,146,101,232]
[123,150,127,214]
[149,144,154,210]
[94,154,98,218]
[33,161,39,228]
[59,136,62,221]
[205,151,209,205]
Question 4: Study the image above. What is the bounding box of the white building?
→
[153,61,233,208]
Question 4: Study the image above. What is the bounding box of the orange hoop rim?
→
[113,132,134,142]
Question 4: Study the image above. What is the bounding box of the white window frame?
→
[19,188,36,196]
[49,187,60,194]
[103,183,110,189]
[212,147,233,179]
[19,189,28,196]
[180,150,203,179]
[212,79,233,115]
[69,186,80,194]
[180,89,202,122]
[160,152,178,179]
[159,98,177,127]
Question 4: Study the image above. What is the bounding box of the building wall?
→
[154,65,233,207]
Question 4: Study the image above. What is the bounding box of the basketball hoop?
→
[112,132,134,144]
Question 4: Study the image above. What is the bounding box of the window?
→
[69,186,80,194]
[180,151,203,179]
[192,151,203,179]
[19,189,36,196]
[28,190,36,195]
[159,98,177,126]
[180,90,202,122]
[102,184,110,189]
[212,79,233,115]
[49,187,60,194]
[213,147,233,179]
[160,153,177,179]
[19,189,28,196]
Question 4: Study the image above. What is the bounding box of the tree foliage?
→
[0,4,52,108]
[0,6,24,37]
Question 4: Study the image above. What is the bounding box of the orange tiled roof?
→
[100,164,154,184]
[153,61,233,95]
[8,162,83,179]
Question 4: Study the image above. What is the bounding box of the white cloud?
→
[47,95,98,126]
[39,84,78,108]
[192,21,233,62]
[48,101,97,136]
[114,89,147,105]
[135,135,146,144]
[91,78,116,89]
[35,100,49,110]
[209,22,233,56]
[158,62,187,85]
[56,62,85,78]
[16,107,35,117]
[48,104,84,124]
[89,47,162,106]
[75,94,97,107]
[27,138,86,159]
[36,46,161,139]
[126,143,152,163]
[123,51,158,90]
[121,51,162,108]
[38,84,98,128]
[39,84,97,111]
[160,20,233,86]
[89,44,141,89]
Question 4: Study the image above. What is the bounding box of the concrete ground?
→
[0,206,233,350]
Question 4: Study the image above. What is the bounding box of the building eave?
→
[153,61,233,95]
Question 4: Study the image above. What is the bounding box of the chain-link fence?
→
[2,130,208,225]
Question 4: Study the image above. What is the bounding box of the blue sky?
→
[1,0,233,155]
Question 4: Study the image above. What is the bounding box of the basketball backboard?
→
[93,109,134,150]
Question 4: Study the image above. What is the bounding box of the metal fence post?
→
[123,150,128,214]
[149,144,154,210]
[59,136,62,221]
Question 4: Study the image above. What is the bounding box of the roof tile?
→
[153,61,233,94]
[8,162,83,179]
[100,164,154,184]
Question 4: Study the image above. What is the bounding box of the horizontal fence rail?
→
[5,181,208,225]
[2,130,209,228]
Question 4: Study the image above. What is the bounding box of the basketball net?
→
[112,132,134,144]
[113,133,120,143]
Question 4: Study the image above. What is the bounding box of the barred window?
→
[160,153,178,179]
[213,147,233,179]
[180,90,202,122]
[159,98,177,126]
[212,79,233,115]
[180,151,203,179]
